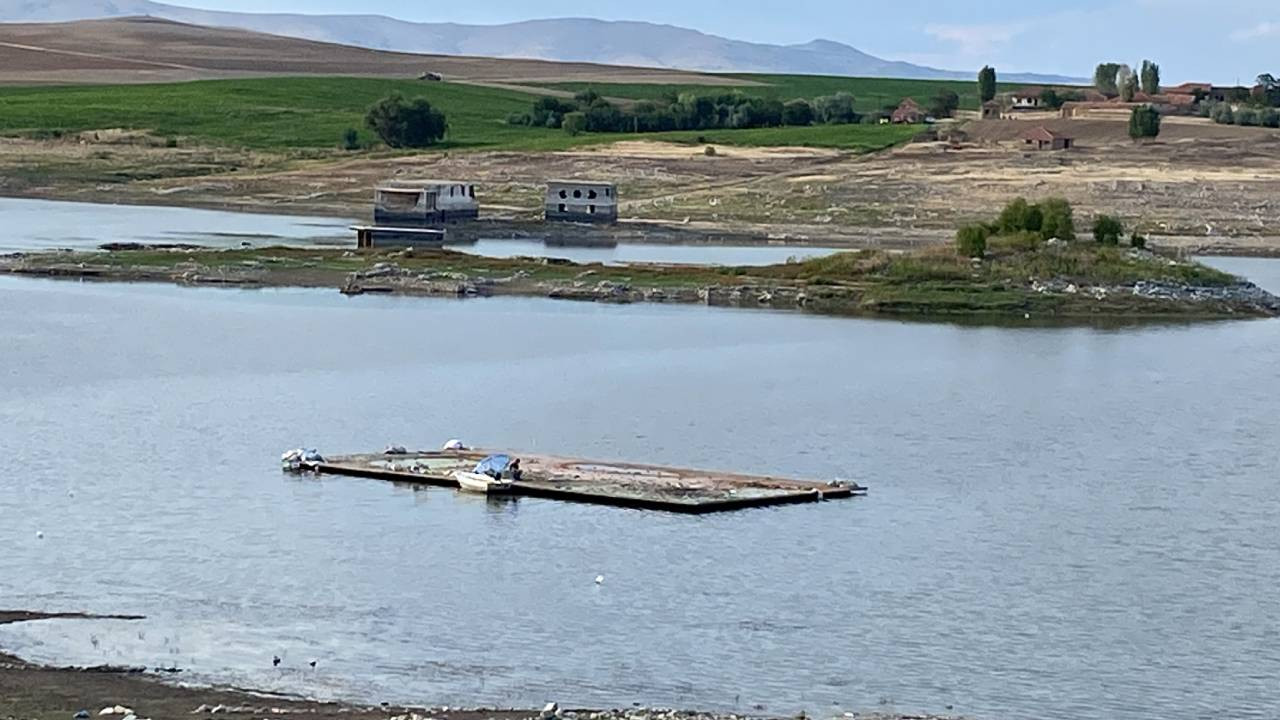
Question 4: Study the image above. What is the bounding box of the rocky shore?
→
[0,613,965,720]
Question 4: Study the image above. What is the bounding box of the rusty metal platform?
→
[307,450,865,514]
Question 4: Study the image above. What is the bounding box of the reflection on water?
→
[448,239,840,266]
[1,263,1279,720]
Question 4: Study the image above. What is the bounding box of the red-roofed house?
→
[1022,126,1074,151]
[891,98,924,124]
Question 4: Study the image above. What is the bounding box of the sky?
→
[176,0,1276,83]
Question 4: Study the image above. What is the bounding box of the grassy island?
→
[3,232,1275,322]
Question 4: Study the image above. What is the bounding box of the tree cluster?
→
[365,94,448,148]
[1094,60,1159,99]
[954,197,1078,258]
[508,89,876,134]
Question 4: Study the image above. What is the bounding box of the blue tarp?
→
[473,454,511,476]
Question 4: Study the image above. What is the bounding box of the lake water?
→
[0,197,836,266]
[1,259,1280,720]
[0,197,355,252]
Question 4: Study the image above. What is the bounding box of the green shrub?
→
[1130,233,1148,249]
[1038,197,1076,241]
[1129,105,1161,139]
[1093,215,1125,245]
[1210,103,1234,124]
[341,128,359,150]
[703,145,717,156]
[1235,108,1260,126]
[956,224,989,258]
[1263,109,1280,129]
[997,197,1042,234]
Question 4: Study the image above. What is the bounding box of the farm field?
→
[0,76,921,152]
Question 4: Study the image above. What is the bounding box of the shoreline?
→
[0,611,961,720]
[2,245,1278,323]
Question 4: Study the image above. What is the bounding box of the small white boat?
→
[453,470,512,494]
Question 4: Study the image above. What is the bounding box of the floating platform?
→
[307,450,865,514]
[352,225,447,249]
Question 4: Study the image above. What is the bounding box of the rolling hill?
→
[0,0,1080,83]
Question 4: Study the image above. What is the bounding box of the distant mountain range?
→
[0,0,1082,83]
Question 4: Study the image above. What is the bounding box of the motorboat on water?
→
[453,453,521,494]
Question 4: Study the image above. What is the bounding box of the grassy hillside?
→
[0,76,919,153]
[539,73,1031,112]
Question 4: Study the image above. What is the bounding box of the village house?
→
[981,100,1003,120]
[1022,126,1073,151]
[891,98,924,124]
[1008,87,1046,110]
[545,180,618,223]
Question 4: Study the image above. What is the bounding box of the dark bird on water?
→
[309,660,317,668]
[272,655,281,667]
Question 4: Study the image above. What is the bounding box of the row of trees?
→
[508,89,877,134]
[1093,60,1160,100]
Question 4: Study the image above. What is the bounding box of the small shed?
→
[1022,126,1073,151]
[545,180,618,223]
[981,100,1003,120]
[891,98,924,124]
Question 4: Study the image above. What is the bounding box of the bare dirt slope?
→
[0,16,753,86]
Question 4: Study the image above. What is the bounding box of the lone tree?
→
[1129,105,1161,139]
[366,95,448,148]
[1140,60,1161,95]
[929,89,961,119]
[561,111,587,136]
[1117,65,1138,102]
[979,66,997,103]
[1094,62,1122,96]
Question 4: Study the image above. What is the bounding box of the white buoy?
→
[595,575,604,585]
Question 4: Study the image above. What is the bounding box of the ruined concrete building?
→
[544,180,618,223]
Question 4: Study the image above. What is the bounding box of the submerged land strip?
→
[1,612,962,720]
[3,240,1277,321]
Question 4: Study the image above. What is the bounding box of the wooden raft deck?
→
[310,451,865,514]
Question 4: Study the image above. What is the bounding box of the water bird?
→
[272,655,281,667]
[595,575,604,585]
[309,660,317,668]
[35,531,44,539]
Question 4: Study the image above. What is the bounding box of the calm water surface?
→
[0,197,355,252]
[1,261,1279,720]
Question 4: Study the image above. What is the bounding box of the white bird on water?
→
[35,531,44,540]
[595,575,605,585]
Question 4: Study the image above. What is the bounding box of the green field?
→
[538,73,1030,112]
[0,76,920,153]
